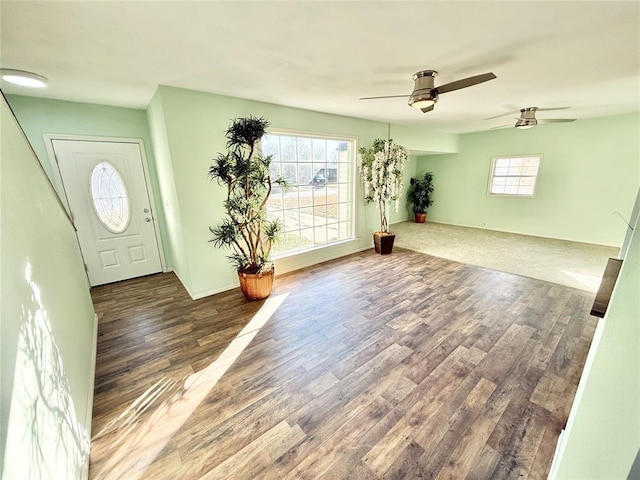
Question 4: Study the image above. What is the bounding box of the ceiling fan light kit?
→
[410,97,436,109]
[0,68,48,88]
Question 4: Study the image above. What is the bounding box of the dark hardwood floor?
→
[89,248,597,479]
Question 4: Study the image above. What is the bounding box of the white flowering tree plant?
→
[358,138,409,234]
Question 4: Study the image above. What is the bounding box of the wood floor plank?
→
[435,415,497,480]
[282,395,394,479]
[409,370,480,455]
[489,403,550,480]
[467,444,502,480]
[199,420,307,480]
[88,247,598,479]
[527,424,562,480]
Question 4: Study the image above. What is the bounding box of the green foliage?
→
[407,172,434,214]
[225,116,269,148]
[263,219,282,241]
[208,116,288,273]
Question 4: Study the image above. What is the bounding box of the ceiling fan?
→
[490,107,577,129]
[359,70,497,113]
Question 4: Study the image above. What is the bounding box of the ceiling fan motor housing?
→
[516,107,538,128]
[408,70,438,108]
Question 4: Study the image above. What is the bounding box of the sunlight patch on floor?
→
[562,270,601,293]
[90,292,289,480]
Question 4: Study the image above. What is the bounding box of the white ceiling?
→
[1,1,639,133]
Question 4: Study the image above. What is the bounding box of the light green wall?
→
[5,95,154,179]
[387,122,457,222]
[390,122,459,155]
[4,94,171,265]
[3,89,458,299]
[149,86,455,298]
[417,113,640,246]
[4,85,638,476]
[152,85,385,297]
[551,198,640,479]
[146,90,187,283]
[1,96,96,478]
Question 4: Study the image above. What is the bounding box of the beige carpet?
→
[392,221,619,292]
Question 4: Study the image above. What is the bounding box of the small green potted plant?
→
[358,138,408,254]
[208,116,288,300]
[407,171,434,223]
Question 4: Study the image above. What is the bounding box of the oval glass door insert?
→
[90,161,131,233]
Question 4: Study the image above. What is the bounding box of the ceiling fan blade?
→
[490,124,512,130]
[420,104,435,113]
[483,111,518,120]
[484,107,570,120]
[359,94,409,100]
[537,118,576,123]
[435,72,496,94]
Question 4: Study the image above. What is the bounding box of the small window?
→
[488,155,541,197]
[90,161,131,233]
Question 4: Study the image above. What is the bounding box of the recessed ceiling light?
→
[0,69,48,88]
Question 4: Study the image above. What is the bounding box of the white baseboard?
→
[82,313,99,480]
[180,240,372,300]
[401,219,621,249]
[189,282,240,300]
[274,239,369,277]
[547,428,565,480]
[170,268,238,300]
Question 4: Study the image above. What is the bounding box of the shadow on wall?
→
[3,260,90,479]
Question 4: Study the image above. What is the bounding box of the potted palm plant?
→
[208,116,288,300]
[407,172,434,223]
[358,138,408,254]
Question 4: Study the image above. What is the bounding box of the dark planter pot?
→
[414,212,427,223]
[237,267,274,300]
[373,232,396,255]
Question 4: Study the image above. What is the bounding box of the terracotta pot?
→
[237,267,274,300]
[414,212,427,223]
[373,232,396,255]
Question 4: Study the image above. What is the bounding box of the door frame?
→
[44,134,167,274]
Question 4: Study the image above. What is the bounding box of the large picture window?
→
[488,155,541,197]
[262,132,354,255]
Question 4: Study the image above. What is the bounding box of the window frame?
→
[262,128,357,259]
[487,154,542,198]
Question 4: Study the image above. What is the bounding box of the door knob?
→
[145,217,151,222]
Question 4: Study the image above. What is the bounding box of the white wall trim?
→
[275,241,370,278]
[185,241,370,300]
[170,267,237,300]
[81,313,99,480]
[43,134,168,273]
[420,219,622,249]
[547,315,608,479]
[548,428,566,479]
[619,186,640,259]
[189,282,241,300]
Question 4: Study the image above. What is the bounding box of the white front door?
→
[52,139,162,286]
